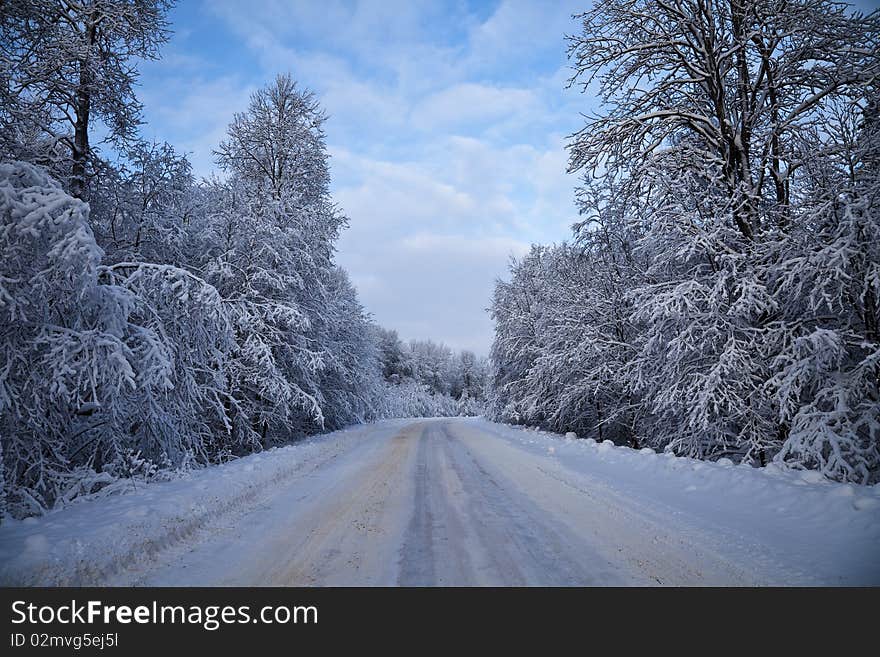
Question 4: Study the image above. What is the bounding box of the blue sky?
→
[136,0,589,355]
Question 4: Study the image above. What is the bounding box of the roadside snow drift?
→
[0,422,409,586]
[481,421,880,585]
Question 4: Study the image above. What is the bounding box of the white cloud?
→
[337,231,529,355]
[140,75,255,177]
[400,233,530,258]
[410,83,540,131]
[331,136,575,352]
[330,148,476,231]
[138,0,590,351]
[460,0,585,76]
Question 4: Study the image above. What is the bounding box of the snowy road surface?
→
[2,418,879,586]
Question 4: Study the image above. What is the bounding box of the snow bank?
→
[0,423,398,586]
[478,420,880,585]
[2,418,877,586]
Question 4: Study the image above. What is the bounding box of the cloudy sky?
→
[137,0,591,355]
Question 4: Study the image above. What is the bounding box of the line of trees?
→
[489,0,880,483]
[0,0,484,520]
[377,329,488,418]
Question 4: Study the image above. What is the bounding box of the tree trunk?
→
[70,18,96,199]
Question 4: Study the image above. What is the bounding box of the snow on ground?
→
[476,419,880,585]
[0,421,412,586]
[1,417,878,586]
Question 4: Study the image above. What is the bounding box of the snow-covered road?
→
[3,418,879,586]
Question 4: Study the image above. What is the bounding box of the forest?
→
[0,1,486,519]
[1,0,878,524]
[488,0,880,484]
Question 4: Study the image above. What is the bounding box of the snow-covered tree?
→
[197,75,355,443]
[91,141,197,266]
[488,238,641,442]
[0,0,174,198]
[488,246,553,426]
[489,0,880,482]
[376,328,410,382]
[376,331,488,418]
[453,350,488,403]
[311,268,385,431]
[408,339,456,396]
[766,92,880,482]
[566,0,879,473]
[96,261,235,465]
[568,0,878,240]
[0,161,230,516]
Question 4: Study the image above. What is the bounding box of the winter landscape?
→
[1,0,879,587]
